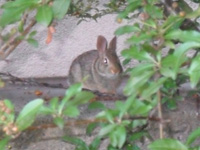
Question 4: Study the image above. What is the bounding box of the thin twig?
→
[0,12,28,54]
[0,31,18,53]
[3,19,36,59]
[28,118,105,131]
[157,89,163,139]
[27,115,167,131]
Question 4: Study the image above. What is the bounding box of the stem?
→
[157,89,163,139]
[2,19,36,59]
[28,118,106,131]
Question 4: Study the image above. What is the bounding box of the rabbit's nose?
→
[110,67,120,74]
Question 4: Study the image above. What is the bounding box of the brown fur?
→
[68,35,123,94]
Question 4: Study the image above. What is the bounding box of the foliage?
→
[0,0,126,58]
[63,136,101,150]
[40,83,94,129]
[0,99,43,149]
[1,0,200,150]
[0,83,94,149]
[83,0,200,149]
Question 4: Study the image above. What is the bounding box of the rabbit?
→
[68,35,124,94]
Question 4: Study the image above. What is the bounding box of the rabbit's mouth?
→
[110,67,121,75]
[97,69,121,78]
[106,69,122,78]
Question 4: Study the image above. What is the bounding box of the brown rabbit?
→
[68,35,124,94]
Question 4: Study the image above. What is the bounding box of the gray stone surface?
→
[0,10,128,78]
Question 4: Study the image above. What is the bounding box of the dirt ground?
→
[0,78,200,150]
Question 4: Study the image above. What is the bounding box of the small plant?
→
[0,99,43,149]
[67,0,200,149]
[40,83,94,129]
[0,83,94,149]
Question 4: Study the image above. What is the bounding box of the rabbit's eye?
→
[104,58,108,64]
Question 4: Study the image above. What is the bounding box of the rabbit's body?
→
[68,36,123,94]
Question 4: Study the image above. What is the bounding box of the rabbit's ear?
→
[109,36,117,52]
[97,35,107,52]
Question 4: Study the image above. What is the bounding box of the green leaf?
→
[2,100,14,122]
[4,99,14,111]
[29,31,37,37]
[115,25,140,35]
[99,124,117,137]
[127,32,153,44]
[161,55,177,79]
[36,5,53,27]
[116,98,134,119]
[129,131,147,142]
[188,54,200,88]
[122,47,154,61]
[27,38,39,48]
[177,0,193,13]
[165,41,175,49]
[118,1,141,18]
[70,91,94,105]
[142,77,167,99]
[107,145,121,150]
[89,137,101,150]
[165,30,200,43]
[0,8,23,27]
[49,97,59,111]
[110,126,126,148]
[145,19,157,28]
[88,101,105,110]
[0,0,38,27]
[186,127,200,146]
[58,83,83,115]
[63,106,79,117]
[2,0,38,9]
[96,110,114,124]
[166,99,177,110]
[63,136,89,150]
[53,117,65,129]
[148,138,187,150]
[52,0,71,19]
[162,42,200,79]
[162,16,183,32]
[131,120,147,128]
[39,106,54,115]
[16,99,43,131]
[163,78,177,89]
[130,99,152,115]
[65,83,82,100]
[126,144,140,150]
[18,20,24,32]
[144,4,163,19]
[174,42,200,65]
[129,63,155,76]
[124,70,154,96]
[0,137,10,150]
[86,122,99,136]
[186,7,200,18]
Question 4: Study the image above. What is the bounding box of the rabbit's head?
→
[95,35,123,77]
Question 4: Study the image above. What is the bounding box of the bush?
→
[1,0,200,149]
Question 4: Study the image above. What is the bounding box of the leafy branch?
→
[0,0,126,59]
